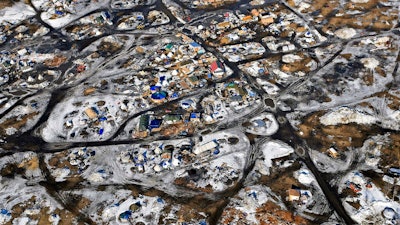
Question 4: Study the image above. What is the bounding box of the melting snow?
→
[259,141,294,175]
[320,107,377,125]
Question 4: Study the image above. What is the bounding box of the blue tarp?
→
[151,91,167,100]
[149,119,162,129]
[102,11,111,19]
[190,113,200,119]
[190,42,201,47]
[150,85,161,91]
[1,209,9,215]
[91,107,99,115]
[157,197,164,203]
[119,210,132,220]
[171,92,179,99]
[253,119,266,127]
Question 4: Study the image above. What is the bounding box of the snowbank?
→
[0,2,35,24]
[320,107,377,126]
[258,140,294,175]
[339,171,400,224]
[335,28,357,39]
[246,113,279,136]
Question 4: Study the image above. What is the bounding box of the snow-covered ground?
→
[218,184,286,224]
[309,149,353,173]
[44,128,251,195]
[320,107,377,126]
[178,128,251,192]
[245,112,279,136]
[281,34,399,112]
[218,42,265,62]
[0,176,63,224]
[318,93,400,131]
[0,92,50,136]
[41,94,141,142]
[356,134,391,170]
[254,140,294,175]
[59,185,207,224]
[339,171,400,224]
[0,152,66,224]
[33,0,110,29]
[110,0,156,9]
[0,2,35,24]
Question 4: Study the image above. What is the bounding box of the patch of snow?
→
[310,149,353,173]
[87,170,108,183]
[282,54,303,63]
[320,107,377,125]
[295,169,314,186]
[39,0,110,29]
[361,57,379,70]
[53,167,71,182]
[246,113,279,136]
[334,28,357,39]
[339,171,400,224]
[0,2,35,24]
[259,140,294,175]
[5,127,17,135]
[48,214,60,225]
[12,217,30,225]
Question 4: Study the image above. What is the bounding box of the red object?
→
[349,183,361,193]
[77,64,86,73]
[210,61,224,72]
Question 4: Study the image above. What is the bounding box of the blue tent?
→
[119,210,132,220]
[150,85,161,92]
[149,119,162,129]
[151,91,168,100]
[190,112,200,119]
[190,42,201,47]
[170,92,179,99]
[253,119,266,127]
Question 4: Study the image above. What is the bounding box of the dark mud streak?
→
[278,46,344,97]
[0,151,14,158]
[75,34,110,51]
[0,88,69,152]
[301,154,356,225]
[38,154,97,225]
[27,0,59,34]
[28,89,69,134]
[0,91,39,119]
[208,145,259,225]
[273,113,356,225]
[156,0,178,24]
